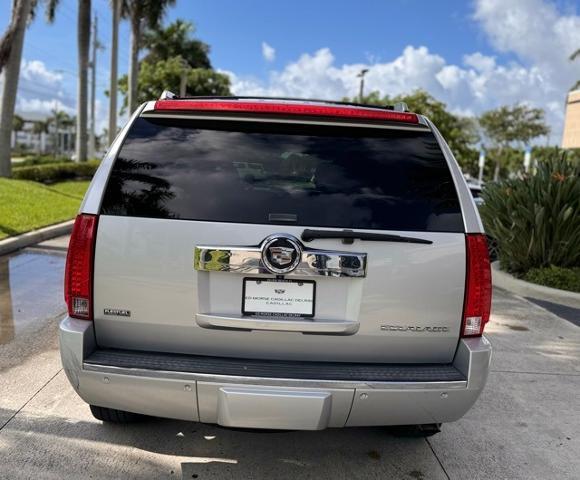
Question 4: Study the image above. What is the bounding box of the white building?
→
[11,112,75,155]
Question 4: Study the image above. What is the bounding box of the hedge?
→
[14,155,72,167]
[523,266,580,293]
[13,161,100,183]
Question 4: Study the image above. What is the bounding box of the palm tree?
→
[141,20,211,69]
[32,119,48,154]
[76,0,91,162]
[0,0,59,177]
[108,0,120,147]
[121,0,175,114]
[11,114,24,153]
[50,109,73,157]
[0,0,33,177]
[12,114,24,132]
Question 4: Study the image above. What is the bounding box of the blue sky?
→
[2,0,579,142]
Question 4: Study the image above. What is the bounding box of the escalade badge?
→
[261,235,302,274]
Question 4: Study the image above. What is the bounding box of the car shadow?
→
[0,407,441,479]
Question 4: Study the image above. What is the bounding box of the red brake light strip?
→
[154,100,419,124]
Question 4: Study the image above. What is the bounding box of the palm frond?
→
[45,0,60,23]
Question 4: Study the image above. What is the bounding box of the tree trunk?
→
[76,0,91,163]
[128,12,141,114]
[108,0,119,146]
[88,14,97,159]
[0,0,32,178]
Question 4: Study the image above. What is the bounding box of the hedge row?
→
[15,155,72,167]
[13,161,100,183]
[523,266,580,293]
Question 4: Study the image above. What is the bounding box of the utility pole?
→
[89,12,98,159]
[53,99,59,158]
[108,0,120,147]
[357,68,369,103]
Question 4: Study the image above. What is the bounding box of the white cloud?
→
[229,46,551,117]
[261,42,276,62]
[18,98,74,115]
[228,0,579,144]
[6,59,75,120]
[20,59,63,85]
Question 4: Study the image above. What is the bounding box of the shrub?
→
[480,153,580,274]
[523,266,580,293]
[14,155,72,167]
[13,161,100,183]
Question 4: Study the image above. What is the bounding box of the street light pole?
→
[357,69,369,103]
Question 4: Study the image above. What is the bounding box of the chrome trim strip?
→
[194,235,367,278]
[82,363,467,391]
[196,313,360,335]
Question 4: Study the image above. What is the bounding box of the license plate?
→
[242,278,315,317]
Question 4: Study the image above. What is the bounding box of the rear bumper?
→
[59,317,492,430]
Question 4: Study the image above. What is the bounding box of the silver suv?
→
[60,96,492,435]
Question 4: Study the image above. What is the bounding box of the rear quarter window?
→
[100,117,464,233]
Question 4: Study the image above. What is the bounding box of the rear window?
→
[100,117,463,232]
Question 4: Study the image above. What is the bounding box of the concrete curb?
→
[0,220,73,257]
[492,261,580,309]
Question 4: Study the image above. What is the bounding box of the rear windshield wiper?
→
[301,229,433,245]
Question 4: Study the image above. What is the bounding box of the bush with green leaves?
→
[480,153,579,274]
[14,155,72,167]
[523,266,580,293]
[13,161,100,184]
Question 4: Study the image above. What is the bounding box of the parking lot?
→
[0,239,578,480]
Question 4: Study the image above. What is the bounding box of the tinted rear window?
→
[101,117,463,232]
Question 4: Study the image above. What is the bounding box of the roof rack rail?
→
[156,92,401,112]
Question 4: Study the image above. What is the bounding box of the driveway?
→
[0,238,578,479]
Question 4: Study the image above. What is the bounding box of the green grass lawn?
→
[0,179,90,240]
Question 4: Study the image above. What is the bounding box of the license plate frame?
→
[242,278,316,318]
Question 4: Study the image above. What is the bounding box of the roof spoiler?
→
[157,91,411,113]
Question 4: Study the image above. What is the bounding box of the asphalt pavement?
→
[0,237,578,480]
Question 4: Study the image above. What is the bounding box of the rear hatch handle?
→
[301,229,433,245]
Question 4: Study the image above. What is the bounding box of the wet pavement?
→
[0,251,65,349]
[0,237,578,479]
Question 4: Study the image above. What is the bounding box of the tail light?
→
[154,100,419,124]
[462,234,492,337]
[64,214,98,320]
